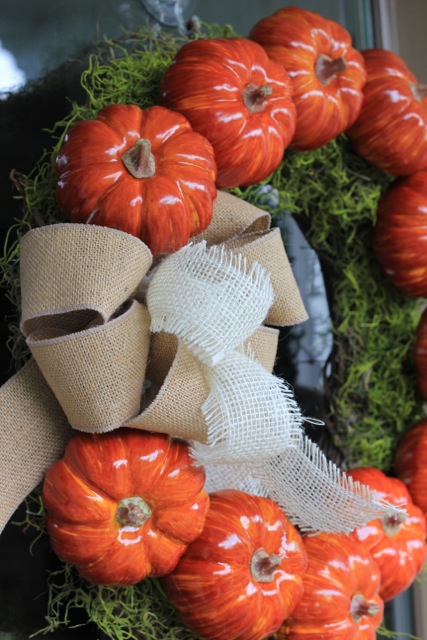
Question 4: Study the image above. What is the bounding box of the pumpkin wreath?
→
[0,13,426,640]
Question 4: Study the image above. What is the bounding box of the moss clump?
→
[233,137,425,470]
[38,563,198,640]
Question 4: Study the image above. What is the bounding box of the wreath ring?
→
[0,21,424,639]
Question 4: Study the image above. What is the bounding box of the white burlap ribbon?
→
[147,242,303,464]
[146,241,403,533]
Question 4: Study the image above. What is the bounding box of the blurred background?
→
[1,0,426,94]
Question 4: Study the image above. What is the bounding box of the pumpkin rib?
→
[42,430,210,585]
[161,37,296,188]
[347,467,427,602]
[97,102,144,139]
[162,489,307,640]
[249,6,366,151]
[57,121,130,170]
[61,431,134,499]
[43,459,116,525]
[347,48,427,175]
[46,517,119,564]
[55,104,217,255]
[168,38,257,86]
[140,105,189,147]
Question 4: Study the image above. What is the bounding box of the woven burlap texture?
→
[0,360,72,534]
[128,326,280,442]
[147,242,276,366]
[203,437,402,535]
[20,223,151,334]
[0,191,306,533]
[146,242,405,533]
[147,242,303,464]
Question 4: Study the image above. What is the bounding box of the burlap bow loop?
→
[20,223,152,334]
[19,224,153,432]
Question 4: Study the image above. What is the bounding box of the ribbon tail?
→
[252,435,406,534]
[0,359,72,534]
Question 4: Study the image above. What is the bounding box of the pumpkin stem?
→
[315,55,347,86]
[350,594,380,623]
[116,496,152,527]
[411,83,427,102]
[242,83,272,113]
[382,508,407,537]
[122,138,156,179]
[250,548,281,583]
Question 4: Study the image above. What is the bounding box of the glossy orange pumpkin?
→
[162,489,307,640]
[42,429,209,585]
[347,467,427,602]
[55,103,217,256]
[347,49,427,175]
[395,419,427,519]
[278,532,384,640]
[372,171,427,297]
[249,6,367,151]
[414,309,427,399]
[160,37,296,189]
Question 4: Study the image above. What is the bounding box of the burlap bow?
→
[0,192,307,531]
[0,192,403,535]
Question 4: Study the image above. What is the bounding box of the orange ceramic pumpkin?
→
[278,532,384,640]
[161,37,296,189]
[395,419,427,519]
[372,171,427,297]
[347,49,427,175]
[42,429,209,585]
[347,467,427,602]
[55,103,217,256]
[162,489,307,640]
[249,6,367,151]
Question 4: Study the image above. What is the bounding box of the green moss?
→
[38,563,198,640]
[378,623,421,640]
[234,138,425,470]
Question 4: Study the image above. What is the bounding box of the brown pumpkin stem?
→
[242,83,272,113]
[315,54,347,86]
[411,83,427,102]
[250,548,281,583]
[122,138,156,179]
[116,496,152,527]
[350,594,380,623]
[382,509,407,537]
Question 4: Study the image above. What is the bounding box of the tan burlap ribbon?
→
[0,191,308,533]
